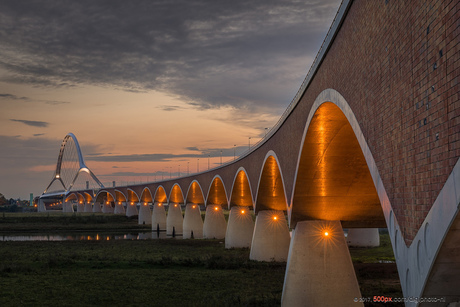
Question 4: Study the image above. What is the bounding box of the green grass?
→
[0,240,285,306]
[0,214,402,306]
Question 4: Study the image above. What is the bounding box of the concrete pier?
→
[63,201,74,213]
[346,228,380,247]
[38,199,46,212]
[249,210,290,262]
[77,202,85,212]
[84,202,92,212]
[282,220,362,306]
[151,203,167,231]
[102,202,114,214]
[183,204,203,239]
[166,203,183,236]
[225,206,254,249]
[126,202,138,217]
[203,205,227,239]
[92,203,102,213]
[114,202,126,214]
[138,202,152,225]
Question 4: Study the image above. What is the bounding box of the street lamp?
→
[197,159,200,172]
[208,155,210,169]
[220,150,222,165]
[249,137,251,149]
[234,145,236,160]
[178,165,180,177]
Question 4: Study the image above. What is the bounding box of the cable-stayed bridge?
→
[39,0,460,305]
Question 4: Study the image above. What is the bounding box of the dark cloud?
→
[10,119,49,127]
[0,0,341,114]
[0,93,70,105]
[158,105,185,112]
[86,145,249,162]
[33,133,45,137]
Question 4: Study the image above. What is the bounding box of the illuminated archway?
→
[127,189,140,203]
[115,190,127,202]
[185,180,205,205]
[140,187,153,203]
[255,152,288,214]
[206,175,228,208]
[291,93,384,228]
[229,167,254,208]
[83,192,93,203]
[95,190,115,204]
[169,184,184,204]
[154,185,167,204]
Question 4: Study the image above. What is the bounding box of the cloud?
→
[158,105,185,112]
[85,145,249,163]
[33,133,45,137]
[0,0,341,115]
[0,93,70,105]
[10,119,49,127]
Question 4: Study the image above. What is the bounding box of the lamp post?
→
[234,145,236,160]
[197,159,199,172]
[208,155,210,169]
[187,162,189,175]
[220,150,222,165]
[178,165,180,177]
[249,137,251,149]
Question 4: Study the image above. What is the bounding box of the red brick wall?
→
[299,0,459,243]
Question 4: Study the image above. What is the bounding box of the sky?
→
[0,0,342,200]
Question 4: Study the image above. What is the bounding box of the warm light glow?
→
[56,174,60,178]
[324,231,329,237]
[241,210,245,214]
[106,201,109,205]
[214,206,218,211]
[158,203,162,207]
[118,202,121,205]
[174,204,178,207]
[131,202,134,205]
[273,216,278,220]
[192,205,196,209]
[144,202,147,206]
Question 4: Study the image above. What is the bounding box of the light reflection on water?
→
[0,231,181,241]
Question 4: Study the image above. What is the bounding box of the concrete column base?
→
[102,203,114,214]
[203,205,227,239]
[151,203,167,231]
[114,202,126,214]
[225,206,254,249]
[281,220,363,307]
[183,204,203,239]
[77,203,85,212]
[138,203,152,225]
[166,203,183,236]
[92,203,102,213]
[126,202,138,217]
[249,210,290,262]
[38,199,46,212]
[62,202,70,213]
[84,203,92,212]
[346,228,380,247]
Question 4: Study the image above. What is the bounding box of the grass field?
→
[0,213,402,306]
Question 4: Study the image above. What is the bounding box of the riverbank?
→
[0,213,403,306]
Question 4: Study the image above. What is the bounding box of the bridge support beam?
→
[84,202,92,212]
[126,202,138,217]
[203,205,227,239]
[183,204,203,239]
[77,202,84,213]
[281,220,362,306]
[92,202,102,213]
[114,202,125,214]
[138,202,152,225]
[151,203,166,231]
[249,210,290,261]
[38,199,46,212]
[225,206,254,249]
[102,202,114,214]
[346,228,380,247]
[166,203,183,236]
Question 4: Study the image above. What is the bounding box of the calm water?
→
[0,231,181,241]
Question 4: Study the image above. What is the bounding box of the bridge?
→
[39,0,459,306]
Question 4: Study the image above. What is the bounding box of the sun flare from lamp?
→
[241,209,245,214]
[214,206,218,211]
[273,216,278,221]
[192,205,196,209]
